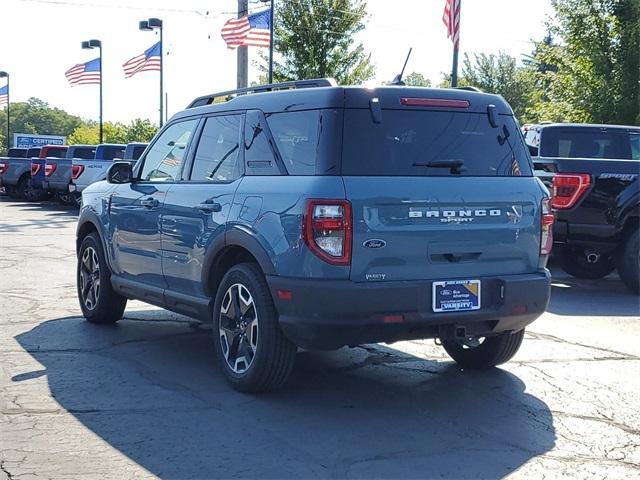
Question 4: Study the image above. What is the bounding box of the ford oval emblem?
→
[363,239,386,249]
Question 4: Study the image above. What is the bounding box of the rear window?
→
[341,110,532,176]
[131,146,146,160]
[71,147,96,159]
[43,147,67,158]
[540,127,640,160]
[8,148,27,157]
[27,148,41,157]
[100,147,125,161]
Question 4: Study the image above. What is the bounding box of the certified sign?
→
[13,133,66,149]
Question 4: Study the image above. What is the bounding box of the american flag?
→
[221,8,271,49]
[442,0,461,47]
[0,84,7,107]
[65,58,101,86]
[123,42,161,78]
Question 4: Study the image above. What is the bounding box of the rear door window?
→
[267,110,319,175]
[342,110,532,176]
[190,115,242,183]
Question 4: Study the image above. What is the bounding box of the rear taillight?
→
[0,162,7,174]
[45,163,57,177]
[552,173,591,209]
[540,197,555,256]
[304,200,352,266]
[31,163,41,176]
[71,165,85,180]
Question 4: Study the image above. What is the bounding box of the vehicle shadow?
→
[13,312,556,478]
[547,269,639,317]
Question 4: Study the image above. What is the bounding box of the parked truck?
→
[69,143,146,205]
[527,123,639,292]
[30,145,68,201]
[0,147,42,200]
[44,145,97,205]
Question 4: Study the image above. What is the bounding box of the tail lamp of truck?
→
[45,163,57,177]
[304,200,352,266]
[0,162,7,174]
[71,165,85,180]
[31,163,41,176]
[551,173,591,209]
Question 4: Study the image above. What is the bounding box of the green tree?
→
[447,52,536,122]
[124,118,157,143]
[264,0,375,84]
[403,72,431,87]
[542,0,640,124]
[0,98,85,154]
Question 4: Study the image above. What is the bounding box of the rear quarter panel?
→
[230,176,348,279]
[1,158,31,185]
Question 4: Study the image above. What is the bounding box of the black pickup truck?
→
[527,123,639,293]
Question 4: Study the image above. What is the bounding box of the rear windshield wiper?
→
[412,160,465,174]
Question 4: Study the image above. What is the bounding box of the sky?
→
[0,0,554,125]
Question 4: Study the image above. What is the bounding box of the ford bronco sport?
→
[76,79,552,392]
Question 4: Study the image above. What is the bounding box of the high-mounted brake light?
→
[400,98,470,108]
[31,163,41,176]
[71,165,85,180]
[540,197,555,256]
[0,162,7,174]
[304,199,352,266]
[45,163,57,177]
[552,173,591,210]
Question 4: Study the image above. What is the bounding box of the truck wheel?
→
[556,246,615,279]
[77,233,127,324]
[212,263,297,393]
[5,185,19,198]
[18,177,45,202]
[616,229,639,294]
[442,330,525,369]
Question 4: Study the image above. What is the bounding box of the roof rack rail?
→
[452,86,483,93]
[187,78,337,109]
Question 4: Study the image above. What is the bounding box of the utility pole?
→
[237,0,248,88]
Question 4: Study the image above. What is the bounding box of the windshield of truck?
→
[342,110,532,176]
[540,127,640,160]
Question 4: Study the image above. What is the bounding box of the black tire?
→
[212,263,297,393]
[442,329,525,369]
[18,175,46,202]
[77,233,127,324]
[616,228,639,294]
[557,246,615,279]
[5,185,19,198]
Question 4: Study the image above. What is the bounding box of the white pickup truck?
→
[69,142,147,205]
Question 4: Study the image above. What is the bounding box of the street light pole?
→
[0,72,9,152]
[260,0,275,84]
[81,40,103,143]
[140,18,164,127]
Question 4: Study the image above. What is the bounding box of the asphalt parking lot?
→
[1,197,639,479]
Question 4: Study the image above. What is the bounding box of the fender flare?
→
[76,209,115,271]
[201,226,276,294]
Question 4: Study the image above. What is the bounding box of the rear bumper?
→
[267,271,551,350]
[47,180,71,192]
[553,220,619,251]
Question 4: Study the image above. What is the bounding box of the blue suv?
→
[76,79,552,392]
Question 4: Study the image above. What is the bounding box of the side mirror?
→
[107,162,133,184]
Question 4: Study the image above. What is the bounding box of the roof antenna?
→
[390,47,412,86]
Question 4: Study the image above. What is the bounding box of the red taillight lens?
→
[304,200,352,266]
[45,163,57,177]
[400,97,470,108]
[71,165,85,180]
[31,163,41,176]
[552,173,591,209]
[540,197,555,256]
[0,162,7,174]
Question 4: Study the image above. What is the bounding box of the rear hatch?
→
[341,91,543,282]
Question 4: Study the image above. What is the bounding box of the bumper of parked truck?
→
[267,271,551,350]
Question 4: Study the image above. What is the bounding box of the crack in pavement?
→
[550,410,640,436]
[526,331,640,360]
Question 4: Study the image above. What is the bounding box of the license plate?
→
[432,280,481,312]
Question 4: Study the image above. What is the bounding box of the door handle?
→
[197,200,222,213]
[140,197,159,208]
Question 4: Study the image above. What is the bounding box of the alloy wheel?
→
[79,246,100,310]
[219,283,259,374]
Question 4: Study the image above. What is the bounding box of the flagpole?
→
[268,1,274,83]
[99,44,103,143]
[159,24,164,127]
[451,0,460,87]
